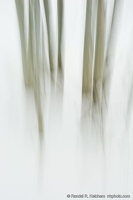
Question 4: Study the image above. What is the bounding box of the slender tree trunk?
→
[82,0,93,96]
[57,0,63,72]
[34,0,44,136]
[93,0,105,107]
[102,0,118,108]
[15,0,29,86]
[43,0,54,73]
[28,0,44,137]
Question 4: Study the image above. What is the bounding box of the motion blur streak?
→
[0,0,133,199]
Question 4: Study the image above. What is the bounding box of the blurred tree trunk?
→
[102,0,118,108]
[16,0,44,137]
[43,0,54,73]
[15,0,29,86]
[27,0,34,88]
[82,0,93,96]
[93,0,105,107]
[28,0,44,136]
[57,0,63,72]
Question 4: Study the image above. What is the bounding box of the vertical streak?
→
[93,0,105,107]
[57,0,63,72]
[43,0,54,73]
[28,0,44,137]
[15,0,29,86]
[82,0,93,96]
[103,0,118,108]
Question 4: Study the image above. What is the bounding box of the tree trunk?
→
[57,0,63,72]
[82,0,93,96]
[93,0,105,107]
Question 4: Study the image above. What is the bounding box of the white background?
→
[0,0,133,199]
